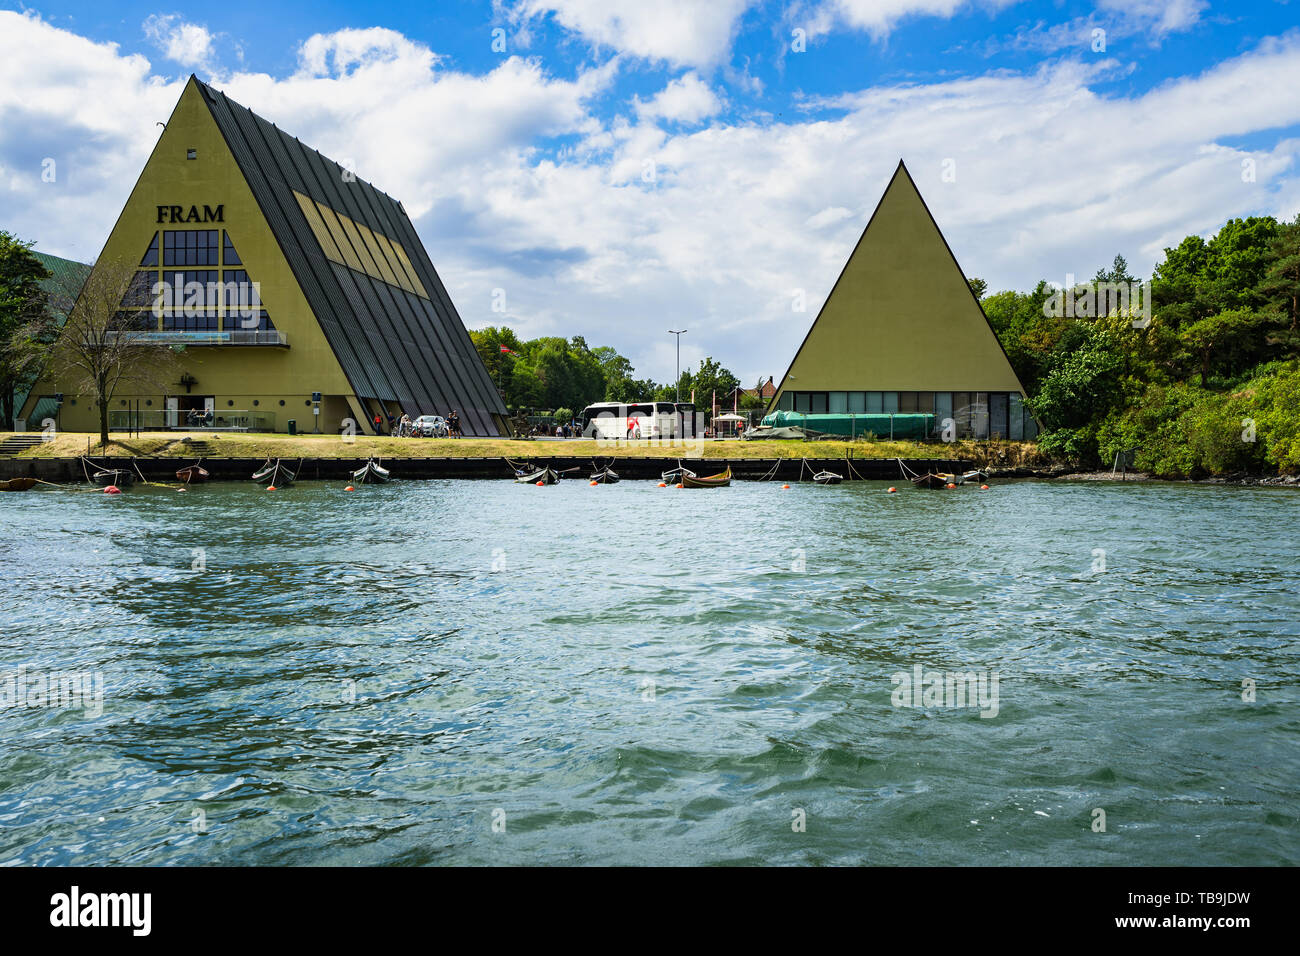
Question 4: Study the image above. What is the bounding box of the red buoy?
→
[781,483,790,489]
[945,482,956,489]
[103,485,120,495]
[657,481,667,488]
[266,485,277,491]
[589,480,598,486]
[980,484,989,490]
[536,480,544,487]
[887,486,897,493]
[344,485,355,491]
[675,483,683,489]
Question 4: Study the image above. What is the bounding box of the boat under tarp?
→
[516,466,560,484]
[91,468,134,488]
[252,458,296,486]
[352,458,390,484]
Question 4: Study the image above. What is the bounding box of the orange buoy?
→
[344,485,355,491]
[590,480,598,486]
[103,485,120,495]
[781,483,790,489]
[887,487,896,493]
[945,482,956,489]
[675,483,683,489]
[536,480,545,487]
[657,481,666,488]
[266,485,277,491]
[980,484,989,490]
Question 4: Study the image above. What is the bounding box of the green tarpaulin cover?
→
[760,411,935,440]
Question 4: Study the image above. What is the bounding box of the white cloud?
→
[634,73,723,125]
[3,10,1300,388]
[793,0,1026,42]
[981,0,1207,55]
[142,14,217,69]
[511,0,753,68]
[1097,0,1207,36]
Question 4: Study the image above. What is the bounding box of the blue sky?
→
[2,0,1300,384]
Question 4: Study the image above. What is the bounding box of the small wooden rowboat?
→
[176,463,209,484]
[252,458,296,486]
[682,466,731,488]
[91,468,134,488]
[590,466,619,484]
[662,463,697,483]
[352,458,390,484]
[0,477,37,492]
[812,470,843,485]
[516,466,560,484]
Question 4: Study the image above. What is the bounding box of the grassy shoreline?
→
[1,430,1045,465]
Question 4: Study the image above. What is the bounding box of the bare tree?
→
[49,258,179,449]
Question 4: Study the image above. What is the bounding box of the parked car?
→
[411,414,449,437]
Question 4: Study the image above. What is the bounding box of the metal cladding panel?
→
[351,179,506,426]
[347,271,431,410]
[403,293,488,434]
[294,122,504,429]
[195,77,501,426]
[389,214,505,422]
[367,279,458,416]
[265,125,400,402]
[407,293,493,434]
[203,86,392,402]
[326,263,417,406]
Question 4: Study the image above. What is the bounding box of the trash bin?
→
[287,419,297,435]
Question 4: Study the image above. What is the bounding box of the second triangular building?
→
[770,160,1035,439]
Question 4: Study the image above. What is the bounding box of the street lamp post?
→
[668,329,687,403]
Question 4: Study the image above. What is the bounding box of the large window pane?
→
[934,392,952,436]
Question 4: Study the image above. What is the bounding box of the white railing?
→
[104,330,287,346]
[108,409,278,432]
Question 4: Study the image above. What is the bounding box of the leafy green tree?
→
[0,232,52,428]
[1094,253,1136,285]
[1253,362,1300,471]
[1257,215,1300,357]
[1178,308,1266,385]
[688,356,739,406]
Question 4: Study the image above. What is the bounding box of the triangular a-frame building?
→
[770,160,1035,439]
[22,75,508,436]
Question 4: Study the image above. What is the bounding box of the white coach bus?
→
[580,401,697,439]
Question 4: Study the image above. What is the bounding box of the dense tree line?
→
[980,214,1300,475]
[469,325,748,414]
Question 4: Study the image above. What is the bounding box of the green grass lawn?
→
[2,430,1045,466]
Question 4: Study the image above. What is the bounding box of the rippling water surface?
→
[1,477,1297,865]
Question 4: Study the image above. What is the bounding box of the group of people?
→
[374,411,462,438]
[529,421,583,438]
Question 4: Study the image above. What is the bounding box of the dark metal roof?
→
[194,76,506,435]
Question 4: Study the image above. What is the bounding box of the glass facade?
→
[776,390,1039,439]
[122,230,273,334]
